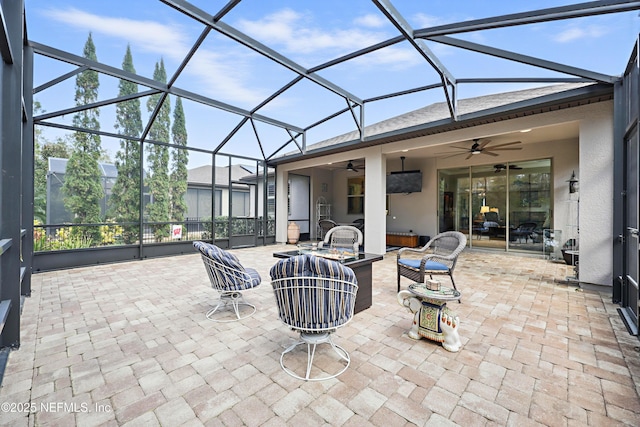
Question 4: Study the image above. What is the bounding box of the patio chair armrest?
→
[397,246,430,259]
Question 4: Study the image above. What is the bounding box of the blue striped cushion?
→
[193,241,240,263]
[193,241,260,290]
[270,255,357,330]
[398,258,449,271]
[244,267,262,288]
[270,254,312,279]
[308,255,357,283]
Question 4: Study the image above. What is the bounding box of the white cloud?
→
[42,7,265,105]
[45,8,189,58]
[353,45,422,70]
[554,25,608,43]
[412,13,447,29]
[354,14,386,28]
[236,8,388,55]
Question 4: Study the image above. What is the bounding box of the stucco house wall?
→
[275,93,614,288]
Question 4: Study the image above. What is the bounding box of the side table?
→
[397,282,462,352]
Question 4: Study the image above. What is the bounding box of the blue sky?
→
[26,1,640,165]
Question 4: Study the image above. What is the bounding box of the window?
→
[267,181,275,218]
[186,187,212,219]
[232,190,250,217]
[347,177,364,215]
[214,190,222,217]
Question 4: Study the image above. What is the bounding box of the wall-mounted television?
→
[386,171,422,194]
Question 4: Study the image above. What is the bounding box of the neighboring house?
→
[46,158,256,224]
[186,164,255,219]
[45,157,118,224]
[270,82,614,291]
[238,169,276,221]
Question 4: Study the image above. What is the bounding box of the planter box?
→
[386,232,419,248]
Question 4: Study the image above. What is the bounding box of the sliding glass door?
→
[506,160,552,252]
[438,159,552,254]
[471,165,507,249]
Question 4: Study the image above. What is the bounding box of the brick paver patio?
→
[1,244,639,426]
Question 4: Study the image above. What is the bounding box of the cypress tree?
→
[62,32,104,243]
[34,102,71,225]
[110,44,143,244]
[146,59,171,241]
[170,97,189,223]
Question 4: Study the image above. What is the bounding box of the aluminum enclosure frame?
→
[5,0,640,347]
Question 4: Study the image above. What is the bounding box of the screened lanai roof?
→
[27,1,640,165]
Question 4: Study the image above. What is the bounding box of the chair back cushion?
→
[270,255,358,331]
[193,241,261,290]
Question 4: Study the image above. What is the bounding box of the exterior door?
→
[615,37,640,335]
[288,174,310,241]
[623,126,639,334]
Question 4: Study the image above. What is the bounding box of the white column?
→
[275,167,289,244]
[364,148,386,255]
[578,105,614,286]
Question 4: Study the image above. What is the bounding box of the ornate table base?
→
[397,283,462,352]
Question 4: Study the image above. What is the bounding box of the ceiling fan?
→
[346,160,364,172]
[441,138,522,160]
[494,163,523,173]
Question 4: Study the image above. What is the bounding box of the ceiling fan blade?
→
[482,151,500,157]
[465,152,474,160]
[478,139,492,149]
[488,141,521,149]
[490,147,522,151]
[449,145,471,150]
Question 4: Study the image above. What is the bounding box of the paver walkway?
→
[1,245,639,426]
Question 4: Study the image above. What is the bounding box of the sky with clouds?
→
[25,0,640,162]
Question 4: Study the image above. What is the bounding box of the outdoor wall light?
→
[568,171,579,194]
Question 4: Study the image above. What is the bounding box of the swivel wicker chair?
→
[270,254,358,381]
[193,241,262,322]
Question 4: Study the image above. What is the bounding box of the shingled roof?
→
[271,82,613,165]
[187,164,254,187]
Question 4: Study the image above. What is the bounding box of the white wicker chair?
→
[194,241,262,322]
[270,254,358,381]
[322,225,363,252]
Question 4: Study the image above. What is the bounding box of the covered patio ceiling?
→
[312,120,581,172]
[28,1,640,164]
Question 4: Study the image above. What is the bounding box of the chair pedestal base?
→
[280,332,350,381]
[206,291,256,322]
